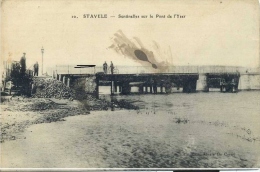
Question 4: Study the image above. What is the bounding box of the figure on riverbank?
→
[34,62,39,76]
[20,53,26,76]
[103,61,107,74]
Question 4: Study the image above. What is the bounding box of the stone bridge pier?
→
[196,73,209,92]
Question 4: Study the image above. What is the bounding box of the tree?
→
[9,54,33,96]
[10,61,21,88]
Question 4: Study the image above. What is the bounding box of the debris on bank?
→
[32,78,74,99]
[0,97,89,143]
[0,77,140,143]
[79,95,110,111]
[28,99,59,111]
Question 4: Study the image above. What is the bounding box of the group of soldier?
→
[103,61,114,74]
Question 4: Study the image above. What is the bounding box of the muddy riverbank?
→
[1,91,260,168]
[0,94,113,143]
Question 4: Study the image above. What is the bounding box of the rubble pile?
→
[80,94,110,111]
[32,78,74,99]
[29,100,59,111]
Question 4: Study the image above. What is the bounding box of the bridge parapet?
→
[94,66,244,74]
[51,65,258,75]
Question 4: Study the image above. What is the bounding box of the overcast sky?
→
[1,0,259,73]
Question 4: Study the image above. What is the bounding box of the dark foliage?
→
[8,57,33,96]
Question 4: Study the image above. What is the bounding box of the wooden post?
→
[114,82,117,92]
[119,83,122,92]
[96,77,99,99]
[111,81,114,95]
[31,83,34,95]
[138,85,143,93]
[152,79,157,94]
[67,78,70,87]
[111,81,113,95]
[154,85,157,94]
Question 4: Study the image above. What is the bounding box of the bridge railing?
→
[51,65,257,75]
[94,66,244,74]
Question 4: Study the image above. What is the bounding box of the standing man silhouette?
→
[34,62,39,76]
[20,53,26,76]
[103,61,107,74]
[110,61,114,74]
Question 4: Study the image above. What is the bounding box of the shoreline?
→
[0,91,140,143]
[0,95,111,143]
[1,92,260,168]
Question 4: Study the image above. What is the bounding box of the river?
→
[1,89,260,168]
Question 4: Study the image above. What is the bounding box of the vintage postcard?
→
[1,0,260,169]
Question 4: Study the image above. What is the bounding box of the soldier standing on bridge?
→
[110,61,114,74]
[33,62,39,76]
[103,61,107,74]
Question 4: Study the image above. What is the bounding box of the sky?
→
[1,0,260,74]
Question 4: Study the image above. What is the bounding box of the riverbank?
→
[0,94,112,143]
[1,92,260,168]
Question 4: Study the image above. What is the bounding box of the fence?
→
[53,65,259,75]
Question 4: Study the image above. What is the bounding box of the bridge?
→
[52,65,250,75]
[49,65,260,98]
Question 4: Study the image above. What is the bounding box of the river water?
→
[1,89,260,168]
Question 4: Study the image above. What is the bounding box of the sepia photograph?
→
[1,0,260,169]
